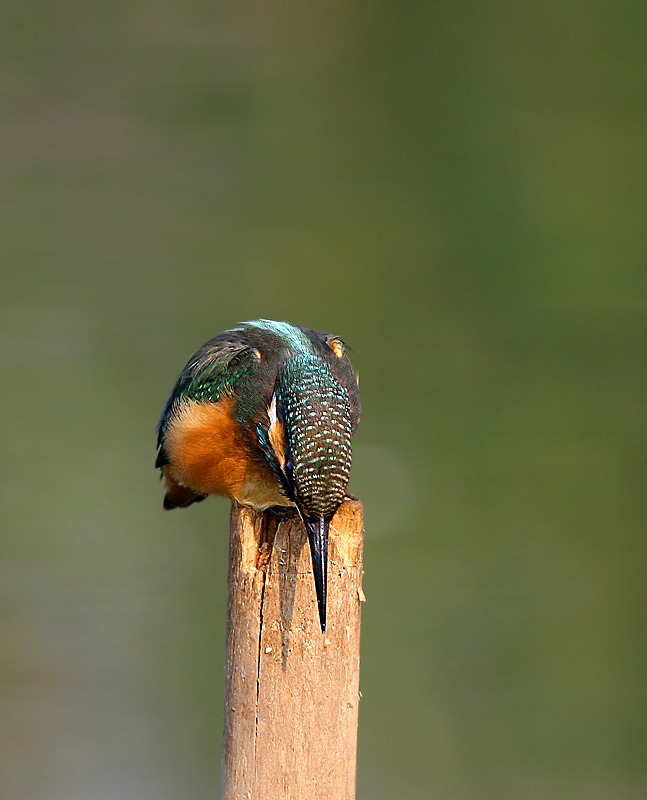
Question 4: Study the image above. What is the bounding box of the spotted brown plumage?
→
[156,320,361,631]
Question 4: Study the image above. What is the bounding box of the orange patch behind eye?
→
[268,416,286,469]
[330,338,345,358]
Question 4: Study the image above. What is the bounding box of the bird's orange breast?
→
[163,397,252,498]
[163,397,288,510]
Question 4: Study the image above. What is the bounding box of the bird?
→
[155,319,361,632]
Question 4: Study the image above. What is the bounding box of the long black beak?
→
[302,514,329,633]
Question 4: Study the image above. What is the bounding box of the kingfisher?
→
[155,320,361,632]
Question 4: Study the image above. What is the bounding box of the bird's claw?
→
[268,505,297,522]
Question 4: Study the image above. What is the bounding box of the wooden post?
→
[222,499,364,800]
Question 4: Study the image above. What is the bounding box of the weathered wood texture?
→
[222,499,364,800]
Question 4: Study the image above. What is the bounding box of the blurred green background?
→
[2,2,646,798]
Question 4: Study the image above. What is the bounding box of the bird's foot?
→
[267,505,297,522]
[257,506,296,570]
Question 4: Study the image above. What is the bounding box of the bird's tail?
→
[161,468,207,509]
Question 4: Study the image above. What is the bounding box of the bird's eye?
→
[328,337,345,359]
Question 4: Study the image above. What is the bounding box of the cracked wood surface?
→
[222,499,364,800]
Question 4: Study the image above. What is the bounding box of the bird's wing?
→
[155,331,260,469]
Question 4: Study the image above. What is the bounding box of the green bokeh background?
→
[2,2,646,798]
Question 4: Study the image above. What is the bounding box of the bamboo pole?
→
[222,499,364,800]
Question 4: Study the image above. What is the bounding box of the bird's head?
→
[247,321,360,631]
